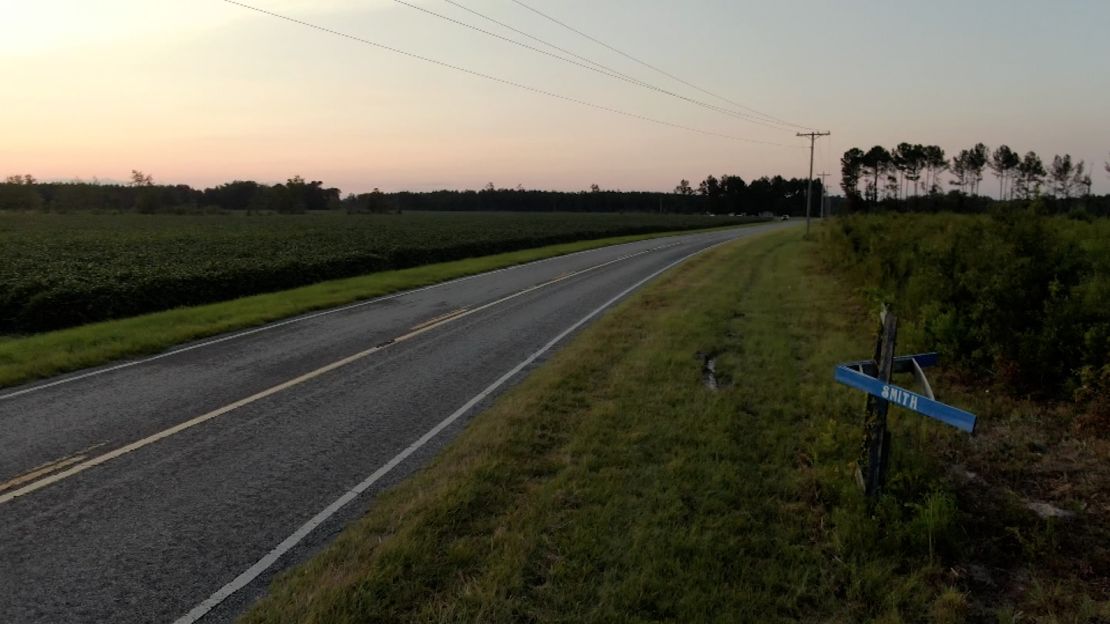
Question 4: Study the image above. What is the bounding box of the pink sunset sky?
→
[3,0,1107,195]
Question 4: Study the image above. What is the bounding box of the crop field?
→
[0,211,759,334]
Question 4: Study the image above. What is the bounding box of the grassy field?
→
[0,211,761,333]
[241,227,1109,622]
[240,229,1009,623]
[0,225,759,390]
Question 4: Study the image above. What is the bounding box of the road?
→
[0,222,791,623]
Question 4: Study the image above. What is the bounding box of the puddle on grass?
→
[697,351,720,391]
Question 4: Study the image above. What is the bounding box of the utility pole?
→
[817,172,831,219]
[798,131,831,236]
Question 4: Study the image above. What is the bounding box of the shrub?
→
[820,212,1110,399]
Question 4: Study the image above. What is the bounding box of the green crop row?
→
[0,212,759,333]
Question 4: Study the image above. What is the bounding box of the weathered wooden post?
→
[835,306,977,500]
[858,307,897,497]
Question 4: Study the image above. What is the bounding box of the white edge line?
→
[0,230,733,401]
[172,238,729,624]
[0,239,685,503]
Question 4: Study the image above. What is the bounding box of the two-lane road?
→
[0,222,791,623]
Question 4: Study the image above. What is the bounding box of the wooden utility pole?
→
[797,131,830,235]
[817,172,831,218]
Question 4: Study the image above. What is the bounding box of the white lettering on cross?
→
[880,385,920,411]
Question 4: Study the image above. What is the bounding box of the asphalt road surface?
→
[0,222,792,623]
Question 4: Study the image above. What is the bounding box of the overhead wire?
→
[431,0,802,132]
[509,0,814,131]
[440,0,642,81]
[221,0,806,148]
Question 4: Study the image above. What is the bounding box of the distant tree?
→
[674,179,694,195]
[248,183,294,213]
[203,180,261,211]
[890,143,909,198]
[589,183,601,193]
[1050,154,1075,199]
[892,143,926,197]
[860,145,892,204]
[1015,151,1046,199]
[126,170,158,212]
[922,145,948,194]
[949,150,971,194]
[343,187,393,214]
[283,175,340,212]
[720,174,747,196]
[697,174,721,197]
[840,148,865,204]
[883,171,900,200]
[0,176,44,210]
[1073,161,1092,198]
[910,145,928,196]
[719,174,747,212]
[967,143,989,195]
[130,170,153,187]
[988,145,1020,199]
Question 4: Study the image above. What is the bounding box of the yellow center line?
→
[0,442,105,493]
[0,241,680,505]
[0,456,88,493]
[407,308,469,332]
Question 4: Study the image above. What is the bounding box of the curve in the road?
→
[0,241,679,504]
[174,239,722,624]
[0,223,794,624]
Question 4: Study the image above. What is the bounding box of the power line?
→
[221,0,803,148]
[510,0,814,131]
[434,0,803,132]
[392,0,628,83]
[441,0,641,80]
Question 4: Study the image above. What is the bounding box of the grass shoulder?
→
[241,229,1000,623]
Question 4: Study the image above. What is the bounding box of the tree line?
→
[671,174,824,216]
[0,171,342,214]
[840,144,1105,213]
[0,171,823,215]
[349,175,821,215]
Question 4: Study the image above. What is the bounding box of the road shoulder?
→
[239,228,969,623]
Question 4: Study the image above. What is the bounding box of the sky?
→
[2,0,1108,195]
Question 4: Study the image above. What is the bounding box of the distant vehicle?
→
[780,215,791,221]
